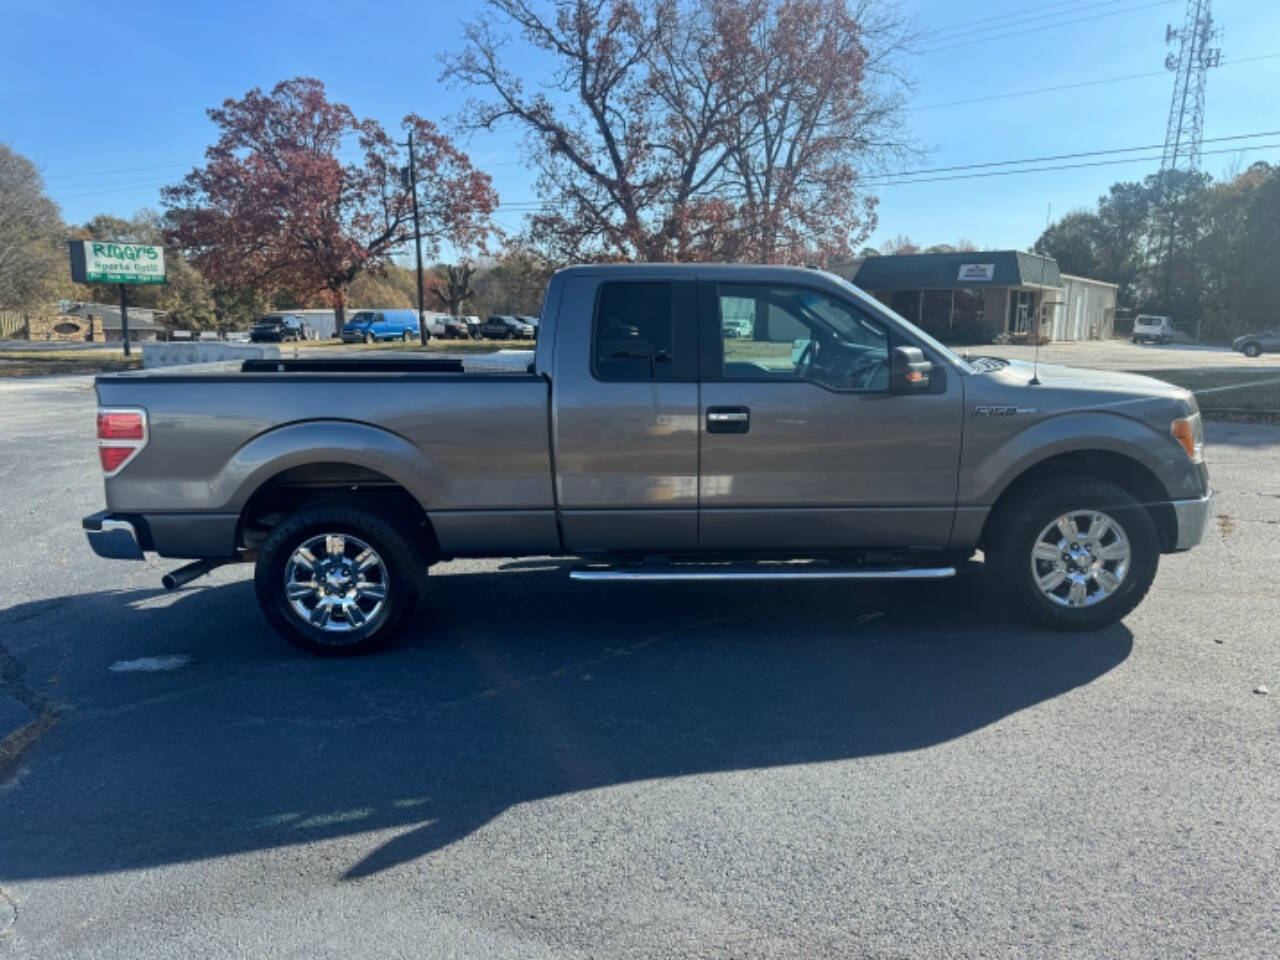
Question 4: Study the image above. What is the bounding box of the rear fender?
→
[215,420,443,512]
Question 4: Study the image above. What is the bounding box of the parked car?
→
[249,314,309,343]
[518,315,541,338]
[436,316,476,339]
[84,263,1211,656]
[425,315,459,339]
[1132,315,1175,344]
[480,315,535,340]
[1231,327,1280,357]
[722,317,753,339]
[454,315,482,339]
[340,310,423,343]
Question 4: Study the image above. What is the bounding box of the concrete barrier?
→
[142,342,281,369]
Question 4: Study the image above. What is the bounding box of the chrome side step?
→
[569,564,955,582]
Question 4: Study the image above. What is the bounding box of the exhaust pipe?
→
[162,559,225,590]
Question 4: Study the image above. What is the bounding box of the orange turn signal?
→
[905,370,925,383]
[1171,417,1202,462]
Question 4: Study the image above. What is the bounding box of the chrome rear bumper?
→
[83,511,144,560]
[1171,491,1212,550]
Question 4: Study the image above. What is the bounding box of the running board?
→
[569,564,956,582]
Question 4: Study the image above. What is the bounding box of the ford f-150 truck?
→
[84,264,1211,655]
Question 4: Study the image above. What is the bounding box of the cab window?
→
[716,284,890,392]
[593,282,675,381]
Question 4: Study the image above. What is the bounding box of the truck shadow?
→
[0,564,1131,882]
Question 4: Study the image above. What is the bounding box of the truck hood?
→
[975,358,1191,400]
[965,358,1197,425]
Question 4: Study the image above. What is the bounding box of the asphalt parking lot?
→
[979,337,1280,372]
[1,374,1278,959]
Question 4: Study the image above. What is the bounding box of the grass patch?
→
[0,349,141,377]
[1143,368,1280,416]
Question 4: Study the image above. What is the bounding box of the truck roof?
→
[555,262,837,282]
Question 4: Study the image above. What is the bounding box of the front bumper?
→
[83,511,144,560]
[1171,491,1213,550]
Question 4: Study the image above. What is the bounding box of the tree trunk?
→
[332,288,346,332]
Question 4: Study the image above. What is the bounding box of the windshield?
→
[255,316,283,326]
[348,312,375,325]
[830,274,975,373]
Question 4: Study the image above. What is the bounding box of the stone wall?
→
[24,314,104,342]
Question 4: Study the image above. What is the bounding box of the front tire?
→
[1243,341,1262,358]
[254,503,424,656]
[983,476,1159,630]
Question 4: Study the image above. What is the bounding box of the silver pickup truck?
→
[85,264,1211,655]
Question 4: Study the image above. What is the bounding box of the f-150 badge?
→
[973,405,1036,416]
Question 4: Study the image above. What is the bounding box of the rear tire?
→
[983,476,1159,631]
[254,503,424,656]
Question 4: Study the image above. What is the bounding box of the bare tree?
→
[444,0,915,265]
[430,262,479,314]
[0,145,66,310]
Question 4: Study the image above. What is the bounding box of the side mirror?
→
[891,345,931,391]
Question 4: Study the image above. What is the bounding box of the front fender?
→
[215,420,444,512]
[959,410,1195,506]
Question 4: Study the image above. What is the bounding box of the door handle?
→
[707,406,750,433]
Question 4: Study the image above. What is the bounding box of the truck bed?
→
[94,359,556,558]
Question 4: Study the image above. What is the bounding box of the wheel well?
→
[238,462,439,558]
[982,450,1178,551]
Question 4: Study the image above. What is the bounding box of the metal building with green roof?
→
[851,250,1115,342]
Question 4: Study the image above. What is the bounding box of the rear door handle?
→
[707,406,750,433]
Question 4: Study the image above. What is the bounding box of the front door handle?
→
[707,406,750,433]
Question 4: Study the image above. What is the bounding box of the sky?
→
[3,0,1279,256]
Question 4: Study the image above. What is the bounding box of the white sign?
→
[957,263,995,282]
[69,241,166,285]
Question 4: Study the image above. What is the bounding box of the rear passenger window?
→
[593,282,674,381]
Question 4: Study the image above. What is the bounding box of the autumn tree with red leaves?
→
[445,0,913,266]
[162,78,497,324]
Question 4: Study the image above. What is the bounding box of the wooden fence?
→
[0,311,27,339]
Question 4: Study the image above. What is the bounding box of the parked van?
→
[340,310,423,343]
[1132,315,1175,345]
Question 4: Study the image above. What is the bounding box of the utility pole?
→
[1160,0,1221,175]
[119,284,130,357]
[403,130,428,346]
[1156,0,1222,324]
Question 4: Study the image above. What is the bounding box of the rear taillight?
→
[97,407,147,476]
[97,411,144,440]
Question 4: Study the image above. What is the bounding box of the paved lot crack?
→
[0,638,60,783]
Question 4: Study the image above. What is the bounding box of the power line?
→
[44,161,194,181]
[68,129,1278,205]
[920,0,1134,43]
[867,129,1280,179]
[867,141,1279,186]
[911,51,1280,110]
[923,0,1120,37]
[491,135,1280,210]
[914,0,1177,54]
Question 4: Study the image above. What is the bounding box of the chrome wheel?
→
[1030,510,1131,608]
[283,533,388,632]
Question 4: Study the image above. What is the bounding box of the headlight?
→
[1171,414,1204,462]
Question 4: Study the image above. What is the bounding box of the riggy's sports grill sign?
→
[69,241,166,285]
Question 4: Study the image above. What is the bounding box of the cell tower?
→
[1160,0,1222,172]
